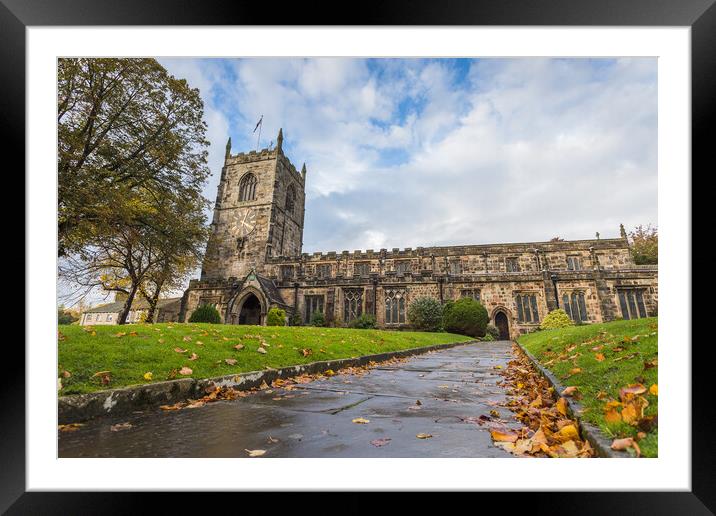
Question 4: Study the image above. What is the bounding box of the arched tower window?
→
[239,173,257,202]
[285,184,296,215]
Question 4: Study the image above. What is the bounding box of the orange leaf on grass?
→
[621,396,649,425]
[644,358,658,369]
[604,409,622,424]
[619,383,647,401]
[561,386,578,397]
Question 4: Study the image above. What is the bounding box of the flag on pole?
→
[253,115,263,133]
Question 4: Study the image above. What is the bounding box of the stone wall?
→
[183,239,657,339]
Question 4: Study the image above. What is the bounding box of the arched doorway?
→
[494,311,510,340]
[239,294,262,325]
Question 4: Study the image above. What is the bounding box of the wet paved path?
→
[59,341,518,458]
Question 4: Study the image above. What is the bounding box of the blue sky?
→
[160,57,657,255]
[61,57,658,308]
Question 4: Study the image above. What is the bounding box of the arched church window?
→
[384,289,406,324]
[562,291,588,322]
[285,184,296,215]
[343,288,363,323]
[515,293,539,323]
[239,173,257,202]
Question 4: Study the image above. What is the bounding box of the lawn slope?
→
[519,318,658,457]
[58,323,472,395]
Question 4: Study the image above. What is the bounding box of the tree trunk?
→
[117,283,138,325]
[145,302,156,324]
[144,277,165,324]
[145,292,160,324]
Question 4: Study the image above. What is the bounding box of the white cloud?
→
[162,57,657,253]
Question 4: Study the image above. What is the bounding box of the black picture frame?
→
[4,0,707,512]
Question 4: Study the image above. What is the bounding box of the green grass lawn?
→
[519,318,658,457]
[58,323,471,395]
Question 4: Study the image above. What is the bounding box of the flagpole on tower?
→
[253,114,263,151]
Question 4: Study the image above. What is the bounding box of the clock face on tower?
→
[237,208,257,237]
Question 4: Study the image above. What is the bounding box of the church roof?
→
[255,274,289,308]
[84,297,182,314]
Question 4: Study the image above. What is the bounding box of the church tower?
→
[200,128,306,281]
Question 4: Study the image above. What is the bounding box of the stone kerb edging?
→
[514,341,631,458]
[58,339,476,424]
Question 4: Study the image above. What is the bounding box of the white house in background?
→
[79,297,182,326]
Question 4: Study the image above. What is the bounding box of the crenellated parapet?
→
[226,147,278,164]
[264,238,630,264]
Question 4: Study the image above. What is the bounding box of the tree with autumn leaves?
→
[57,58,210,324]
[628,224,658,265]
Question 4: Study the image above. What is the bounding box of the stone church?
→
[179,129,658,339]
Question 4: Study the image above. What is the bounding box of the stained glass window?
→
[395,261,412,275]
[506,257,520,272]
[304,295,324,323]
[316,264,332,278]
[566,256,582,270]
[563,291,588,322]
[460,289,481,302]
[354,262,370,277]
[515,294,539,323]
[343,288,363,322]
[617,289,648,319]
[385,289,406,324]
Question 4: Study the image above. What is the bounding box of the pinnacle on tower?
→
[277,128,283,151]
[619,223,627,240]
[225,137,232,160]
[301,162,307,181]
